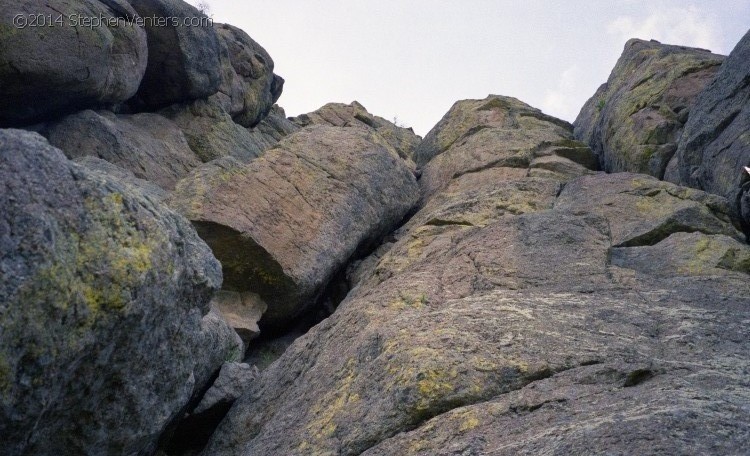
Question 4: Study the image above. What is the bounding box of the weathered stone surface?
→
[413,95,574,169]
[214,23,284,128]
[670,30,750,231]
[168,126,419,326]
[555,173,743,247]
[205,207,750,456]
[417,96,594,203]
[202,99,750,456]
[0,130,237,455]
[574,39,724,178]
[291,102,421,163]
[246,105,300,152]
[194,362,257,416]
[211,291,267,344]
[0,0,147,125]
[128,0,221,109]
[42,109,201,190]
[73,156,169,202]
[161,98,263,162]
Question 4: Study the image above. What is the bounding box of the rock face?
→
[203,99,750,456]
[0,130,239,455]
[669,30,750,231]
[417,95,596,202]
[42,110,201,190]
[574,39,724,178]
[291,102,421,162]
[215,23,284,128]
[246,105,300,151]
[0,0,147,125]
[169,126,419,327]
[128,0,222,109]
[161,98,264,163]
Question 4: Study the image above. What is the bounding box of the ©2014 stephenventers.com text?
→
[12,13,213,29]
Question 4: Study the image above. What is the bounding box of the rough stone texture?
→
[246,105,300,152]
[42,109,201,190]
[214,23,284,128]
[670,30,750,232]
[291,102,421,163]
[0,130,238,455]
[574,39,724,178]
[161,98,263,163]
[168,126,419,327]
[0,0,147,125]
[73,156,169,202]
[193,362,257,416]
[202,100,750,456]
[417,96,595,203]
[211,291,267,344]
[556,173,743,247]
[127,0,221,109]
[413,95,575,169]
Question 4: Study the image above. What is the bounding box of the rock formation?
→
[668,30,750,231]
[574,39,723,178]
[168,126,419,327]
[0,1,748,455]
[0,130,239,455]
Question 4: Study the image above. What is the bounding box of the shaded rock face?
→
[215,23,284,128]
[168,126,419,327]
[203,100,750,456]
[0,130,239,455]
[669,30,750,232]
[127,0,222,109]
[574,39,724,178]
[0,0,147,126]
[246,105,300,152]
[291,101,421,163]
[42,109,201,190]
[161,98,263,163]
[73,156,170,202]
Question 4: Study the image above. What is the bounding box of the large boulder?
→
[161,98,263,163]
[127,0,222,109]
[669,30,750,231]
[0,130,240,455]
[574,39,724,178]
[201,100,750,456]
[291,102,421,162]
[214,23,284,128]
[168,126,419,327]
[42,109,201,190]
[413,95,575,169]
[417,95,596,202]
[0,0,147,125]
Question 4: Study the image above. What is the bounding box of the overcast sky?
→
[198,1,749,136]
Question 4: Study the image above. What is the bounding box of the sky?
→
[195,1,749,136]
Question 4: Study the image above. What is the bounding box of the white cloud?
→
[541,65,585,122]
[607,6,723,53]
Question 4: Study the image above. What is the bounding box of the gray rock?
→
[671,30,750,232]
[0,0,147,125]
[73,156,169,202]
[0,130,237,455]
[42,110,201,190]
[246,105,300,152]
[168,125,419,327]
[291,101,421,163]
[193,362,257,415]
[574,39,723,178]
[202,99,750,456]
[161,98,263,162]
[127,0,222,109]
[214,23,284,128]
